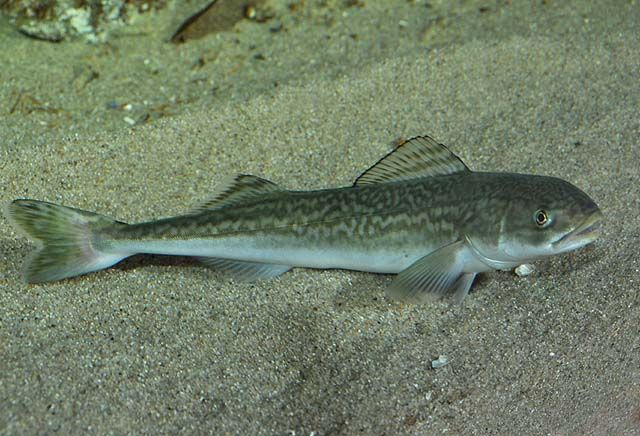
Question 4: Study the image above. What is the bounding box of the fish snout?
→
[553,208,603,251]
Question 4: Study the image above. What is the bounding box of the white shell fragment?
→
[515,264,535,277]
[431,355,449,369]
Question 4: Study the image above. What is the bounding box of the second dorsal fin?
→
[193,174,282,212]
[354,136,471,186]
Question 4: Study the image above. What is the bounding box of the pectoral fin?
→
[449,272,477,304]
[387,241,476,304]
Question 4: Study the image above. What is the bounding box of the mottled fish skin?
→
[107,178,463,271]
[4,136,602,304]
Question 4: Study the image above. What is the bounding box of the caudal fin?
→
[4,199,129,283]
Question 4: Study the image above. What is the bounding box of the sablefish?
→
[5,136,602,304]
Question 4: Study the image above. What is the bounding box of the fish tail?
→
[5,199,129,283]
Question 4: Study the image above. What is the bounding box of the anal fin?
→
[198,257,292,282]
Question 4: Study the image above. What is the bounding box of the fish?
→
[4,136,603,304]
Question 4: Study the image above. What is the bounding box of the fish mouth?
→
[552,209,603,252]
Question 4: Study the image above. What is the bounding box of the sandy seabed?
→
[1,1,639,434]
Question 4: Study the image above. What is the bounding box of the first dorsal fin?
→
[354,136,471,186]
[193,174,282,212]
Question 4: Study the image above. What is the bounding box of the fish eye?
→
[534,209,550,227]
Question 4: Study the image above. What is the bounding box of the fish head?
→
[494,175,603,262]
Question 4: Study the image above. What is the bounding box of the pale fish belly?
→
[107,232,452,274]
[107,237,437,274]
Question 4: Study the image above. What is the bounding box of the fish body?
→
[5,136,602,303]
